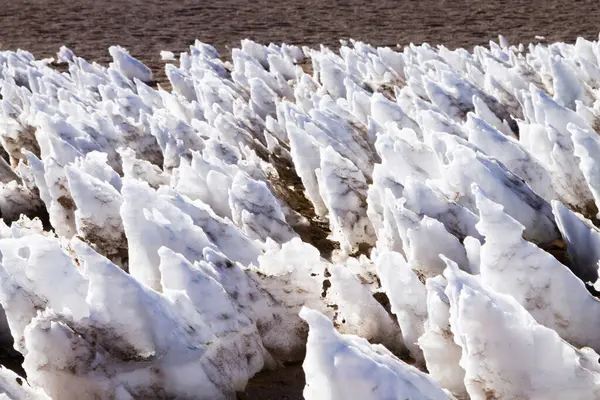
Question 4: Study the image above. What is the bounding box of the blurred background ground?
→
[1,0,599,398]
[1,0,600,79]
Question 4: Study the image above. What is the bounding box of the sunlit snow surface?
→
[0,35,600,399]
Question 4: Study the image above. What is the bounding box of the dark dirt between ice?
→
[2,0,600,398]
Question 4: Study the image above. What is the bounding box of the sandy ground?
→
[2,0,600,398]
[2,0,600,80]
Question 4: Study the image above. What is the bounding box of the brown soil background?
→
[3,0,600,80]
[1,0,600,399]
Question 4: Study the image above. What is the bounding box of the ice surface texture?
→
[0,34,600,399]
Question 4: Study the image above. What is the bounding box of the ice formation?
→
[0,33,599,399]
[300,307,450,400]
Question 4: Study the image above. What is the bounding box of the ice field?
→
[0,34,599,399]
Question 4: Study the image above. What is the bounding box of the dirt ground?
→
[2,0,600,79]
[1,0,600,398]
